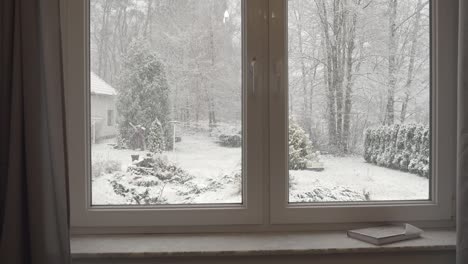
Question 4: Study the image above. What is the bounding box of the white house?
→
[90,72,118,143]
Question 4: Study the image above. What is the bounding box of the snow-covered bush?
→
[128,156,193,183]
[197,122,242,147]
[364,123,430,177]
[292,186,366,202]
[110,177,167,205]
[289,120,314,170]
[116,39,172,151]
[109,156,193,205]
[179,170,242,198]
[208,122,241,138]
[218,133,242,147]
[92,159,121,178]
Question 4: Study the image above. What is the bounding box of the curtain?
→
[459,0,468,263]
[0,0,71,263]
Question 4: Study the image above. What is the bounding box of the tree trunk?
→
[292,6,311,133]
[308,63,318,139]
[323,42,337,145]
[207,2,217,128]
[143,0,153,37]
[97,0,111,78]
[400,92,410,123]
[337,1,348,148]
[316,0,337,147]
[317,0,347,151]
[385,0,398,125]
[342,1,359,153]
[400,0,423,123]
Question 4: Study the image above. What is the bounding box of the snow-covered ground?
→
[91,127,242,205]
[91,127,429,205]
[289,155,429,202]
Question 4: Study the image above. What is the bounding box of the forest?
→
[288,0,430,155]
[91,0,429,153]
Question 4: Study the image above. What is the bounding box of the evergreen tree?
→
[116,39,171,150]
[148,118,166,153]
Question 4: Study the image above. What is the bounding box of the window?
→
[65,0,456,231]
[287,0,431,203]
[89,0,244,206]
[107,110,114,126]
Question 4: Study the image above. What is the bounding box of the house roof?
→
[91,72,117,96]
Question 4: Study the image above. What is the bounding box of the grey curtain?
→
[0,0,70,263]
[459,0,468,263]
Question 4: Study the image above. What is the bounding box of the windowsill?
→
[71,228,455,259]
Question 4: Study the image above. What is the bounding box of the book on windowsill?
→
[347,224,423,245]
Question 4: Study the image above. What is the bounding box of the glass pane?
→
[89,0,242,205]
[288,0,431,202]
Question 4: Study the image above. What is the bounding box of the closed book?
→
[347,224,423,245]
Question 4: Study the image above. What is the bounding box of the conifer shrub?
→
[147,119,166,153]
[116,39,172,151]
[289,120,314,170]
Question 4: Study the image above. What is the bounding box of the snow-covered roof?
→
[91,72,117,96]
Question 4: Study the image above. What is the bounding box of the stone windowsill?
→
[71,229,455,259]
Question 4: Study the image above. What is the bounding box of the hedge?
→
[364,123,430,178]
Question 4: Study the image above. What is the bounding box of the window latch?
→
[250,57,257,96]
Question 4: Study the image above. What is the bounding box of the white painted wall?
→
[91,94,117,141]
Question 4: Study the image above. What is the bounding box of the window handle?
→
[250,57,257,96]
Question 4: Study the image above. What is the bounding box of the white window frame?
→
[269,0,457,224]
[65,0,267,228]
[63,0,457,233]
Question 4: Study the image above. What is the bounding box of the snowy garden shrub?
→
[177,169,242,198]
[364,123,430,177]
[92,159,122,178]
[116,39,172,151]
[218,133,242,147]
[209,122,241,137]
[291,186,366,202]
[289,120,314,170]
[110,177,167,205]
[209,122,242,147]
[127,156,193,183]
[109,156,193,205]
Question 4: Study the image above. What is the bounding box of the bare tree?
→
[400,0,424,123]
[342,0,360,153]
[315,0,362,153]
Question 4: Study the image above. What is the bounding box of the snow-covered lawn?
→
[91,129,429,205]
[91,129,242,205]
[290,155,429,202]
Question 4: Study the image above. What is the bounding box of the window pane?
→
[288,0,430,202]
[90,0,242,205]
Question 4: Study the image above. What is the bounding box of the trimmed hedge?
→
[218,133,242,147]
[364,123,430,178]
